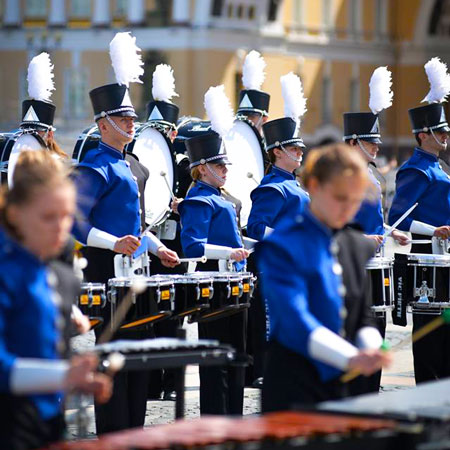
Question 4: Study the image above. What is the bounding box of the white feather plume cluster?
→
[152,64,178,102]
[109,32,144,87]
[422,57,450,103]
[242,50,266,90]
[280,72,307,126]
[27,52,55,101]
[204,85,234,137]
[369,66,393,115]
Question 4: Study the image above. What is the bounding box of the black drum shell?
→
[171,277,211,318]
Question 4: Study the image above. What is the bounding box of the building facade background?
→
[1,0,450,160]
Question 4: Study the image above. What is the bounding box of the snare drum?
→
[189,272,252,322]
[396,253,450,316]
[77,282,106,329]
[168,273,213,318]
[108,276,175,330]
[365,256,394,315]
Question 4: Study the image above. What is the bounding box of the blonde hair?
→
[0,150,73,237]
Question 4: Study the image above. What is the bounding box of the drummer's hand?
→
[348,349,392,376]
[364,234,384,246]
[113,235,141,255]
[434,226,450,239]
[230,248,250,262]
[391,229,410,246]
[157,246,180,267]
[65,354,113,403]
[170,197,183,214]
[71,310,91,335]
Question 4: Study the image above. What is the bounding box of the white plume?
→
[109,32,144,87]
[204,85,234,137]
[280,72,307,127]
[422,57,450,103]
[242,50,266,90]
[152,64,178,102]
[369,66,393,115]
[27,52,55,101]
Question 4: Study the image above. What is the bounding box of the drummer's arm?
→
[247,187,284,241]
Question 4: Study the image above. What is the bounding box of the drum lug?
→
[108,287,117,305]
[238,281,244,298]
[249,278,255,297]
[88,290,94,308]
[209,283,214,300]
[226,283,231,299]
[156,288,161,303]
[170,286,175,309]
[100,292,107,309]
[195,284,201,301]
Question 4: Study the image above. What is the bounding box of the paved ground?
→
[66,310,416,440]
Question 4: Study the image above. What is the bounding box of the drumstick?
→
[160,171,176,201]
[383,203,418,238]
[97,278,148,345]
[407,239,433,245]
[178,256,207,263]
[247,172,260,185]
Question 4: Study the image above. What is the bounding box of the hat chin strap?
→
[206,163,226,184]
[430,128,448,150]
[105,113,134,140]
[280,143,302,162]
[357,139,376,161]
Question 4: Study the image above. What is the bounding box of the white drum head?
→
[223,120,265,227]
[131,126,174,226]
[8,133,43,187]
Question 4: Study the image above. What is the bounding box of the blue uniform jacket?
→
[178,181,245,271]
[247,166,309,241]
[351,167,384,235]
[0,228,62,420]
[388,148,450,230]
[72,141,141,243]
[256,207,346,381]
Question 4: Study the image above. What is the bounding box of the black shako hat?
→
[409,103,450,134]
[185,131,231,168]
[20,99,56,131]
[343,112,382,144]
[263,117,305,151]
[147,100,179,127]
[237,89,270,117]
[89,83,137,121]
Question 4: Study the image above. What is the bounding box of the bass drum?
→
[223,117,266,227]
[0,129,45,186]
[73,123,177,228]
[175,117,266,227]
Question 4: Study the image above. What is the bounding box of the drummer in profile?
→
[179,86,249,416]
[388,57,450,384]
[236,50,270,135]
[72,33,178,434]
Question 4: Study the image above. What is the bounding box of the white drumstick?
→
[160,171,176,201]
[407,239,433,245]
[247,172,260,186]
[178,256,207,264]
[383,202,418,238]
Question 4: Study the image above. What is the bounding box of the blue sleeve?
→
[247,187,285,240]
[0,285,17,391]
[388,169,430,230]
[257,241,322,357]
[179,200,214,258]
[71,167,108,244]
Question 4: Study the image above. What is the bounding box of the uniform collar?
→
[99,141,125,160]
[302,206,333,239]
[0,226,46,268]
[272,165,296,180]
[196,180,221,195]
[415,147,439,162]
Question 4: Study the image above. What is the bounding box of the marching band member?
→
[20,53,67,159]
[388,57,450,383]
[0,150,111,449]
[257,143,391,412]
[71,32,178,434]
[236,50,270,134]
[179,86,249,415]
[343,67,408,394]
[247,72,309,242]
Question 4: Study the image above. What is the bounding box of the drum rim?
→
[0,129,46,166]
[406,253,450,264]
[80,282,106,289]
[108,276,174,287]
[234,115,266,159]
[72,124,101,162]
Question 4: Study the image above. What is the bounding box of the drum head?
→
[8,133,43,187]
[72,125,101,163]
[223,120,265,227]
[129,125,176,227]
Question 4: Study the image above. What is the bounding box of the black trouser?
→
[262,341,346,413]
[0,395,65,450]
[348,314,386,396]
[82,247,150,434]
[198,310,247,415]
